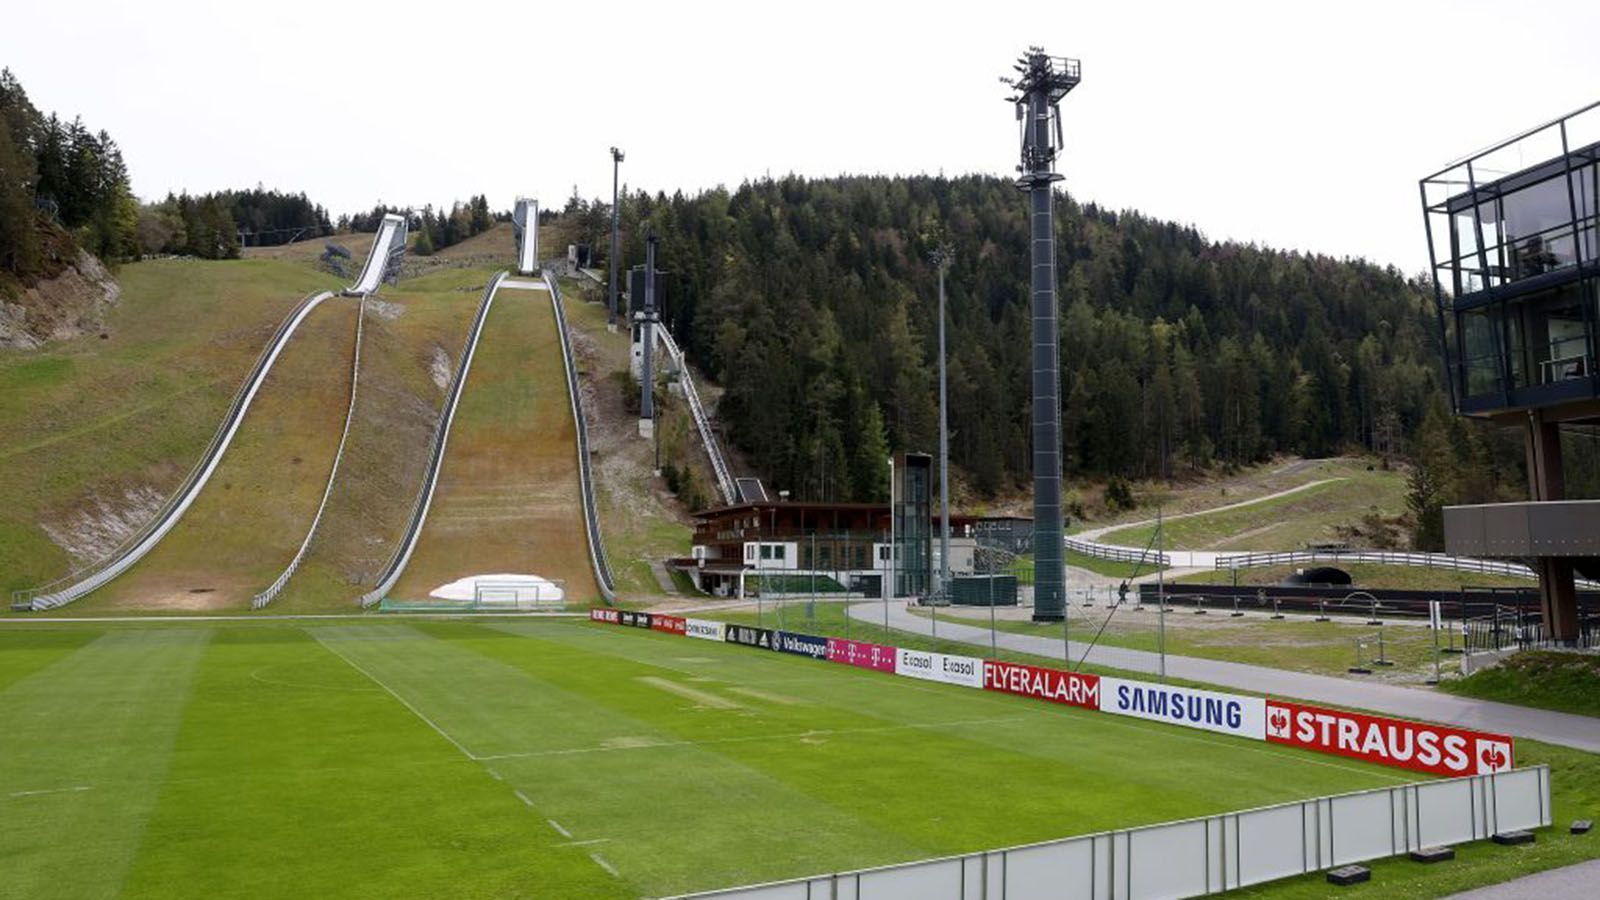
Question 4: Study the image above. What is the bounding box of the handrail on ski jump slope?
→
[12,291,339,611]
[656,329,736,505]
[545,271,617,602]
[252,297,367,609]
[345,213,408,296]
[361,272,509,607]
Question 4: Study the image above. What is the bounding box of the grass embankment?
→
[558,279,695,598]
[0,259,341,597]
[1441,652,1600,719]
[908,604,1450,681]
[1100,460,1407,552]
[67,299,360,611]
[1174,562,1538,592]
[1,618,1435,898]
[269,286,484,612]
[390,285,601,604]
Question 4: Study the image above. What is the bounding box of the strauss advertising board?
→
[983,660,1099,709]
[1265,700,1514,776]
[825,638,897,673]
[1099,677,1265,739]
[895,648,984,689]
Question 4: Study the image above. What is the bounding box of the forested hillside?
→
[577,175,1443,502]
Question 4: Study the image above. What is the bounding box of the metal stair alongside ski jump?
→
[546,271,617,602]
[656,329,737,505]
[11,291,340,611]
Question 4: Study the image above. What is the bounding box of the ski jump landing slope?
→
[345,213,408,296]
[14,293,357,611]
[376,274,605,605]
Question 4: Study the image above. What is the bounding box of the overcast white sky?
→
[4,0,1597,272]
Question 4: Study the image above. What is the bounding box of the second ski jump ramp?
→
[372,273,606,605]
[13,292,354,611]
[346,213,408,296]
[514,198,539,276]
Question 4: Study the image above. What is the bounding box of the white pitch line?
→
[312,633,481,761]
[9,785,92,798]
[547,819,573,839]
[514,790,534,808]
[473,715,1029,762]
[561,838,610,847]
[589,852,621,878]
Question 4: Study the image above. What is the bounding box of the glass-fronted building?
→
[1421,102,1600,644]
[1422,104,1600,416]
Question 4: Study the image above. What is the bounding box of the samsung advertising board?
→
[774,631,829,660]
[724,624,775,650]
[1099,677,1265,740]
[895,648,983,688]
[684,618,724,642]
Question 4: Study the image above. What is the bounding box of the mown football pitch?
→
[0,617,1435,898]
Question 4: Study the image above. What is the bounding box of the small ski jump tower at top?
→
[514,197,539,275]
[1002,47,1080,622]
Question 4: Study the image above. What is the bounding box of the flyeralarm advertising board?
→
[825,638,897,673]
[1099,677,1265,740]
[983,660,1100,709]
[774,631,829,660]
[1265,700,1514,776]
[651,614,687,635]
[589,608,620,624]
[684,618,724,642]
[896,648,984,689]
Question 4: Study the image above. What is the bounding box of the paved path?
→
[844,601,1600,753]
[1443,858,1600,898]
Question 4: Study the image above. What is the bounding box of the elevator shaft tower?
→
[1003,47,1080,622]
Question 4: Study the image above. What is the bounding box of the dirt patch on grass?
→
[38,484,165,565]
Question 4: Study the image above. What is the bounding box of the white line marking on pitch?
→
[514,790,534,808]
[589,852,621,878]
[562,838,610,847]
[9,785,92,798]
[547,819,573,839]
[312,633,482,761]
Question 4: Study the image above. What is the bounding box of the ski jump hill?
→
[12,219,409,612]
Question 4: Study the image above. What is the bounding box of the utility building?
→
[1421,101,1600,644]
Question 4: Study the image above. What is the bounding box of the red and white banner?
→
[1265,700,1514,776]
[589,608,620,624]
[826,638,897,673]
[651,614,687,635]
[983,660,1100,709]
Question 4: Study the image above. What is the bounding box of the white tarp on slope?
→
[429,573,564,603]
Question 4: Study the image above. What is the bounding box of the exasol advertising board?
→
[825,638,897,673]
[1265,700,1515,777]
[983,660,1099,709]
[774,631,829,660]
[895,648,983,689]
[684,618,724,642]
[1099,678,1265,740]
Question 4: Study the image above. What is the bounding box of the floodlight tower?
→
[1002,47,1080,623]
[931,243,954,599]
[638,233,658,440]
[608,147,624,332]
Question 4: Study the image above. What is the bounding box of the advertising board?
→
[651,614,687,635]
[724,624,776,650]
[825,638,898,673]
[983,661,1100,709]
[895,648,984,688]
[589,608,620,624]
[774,631,829,660]
[684,618,725,642]
[1265,700,1514,776]
[1099,677,1265,739]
